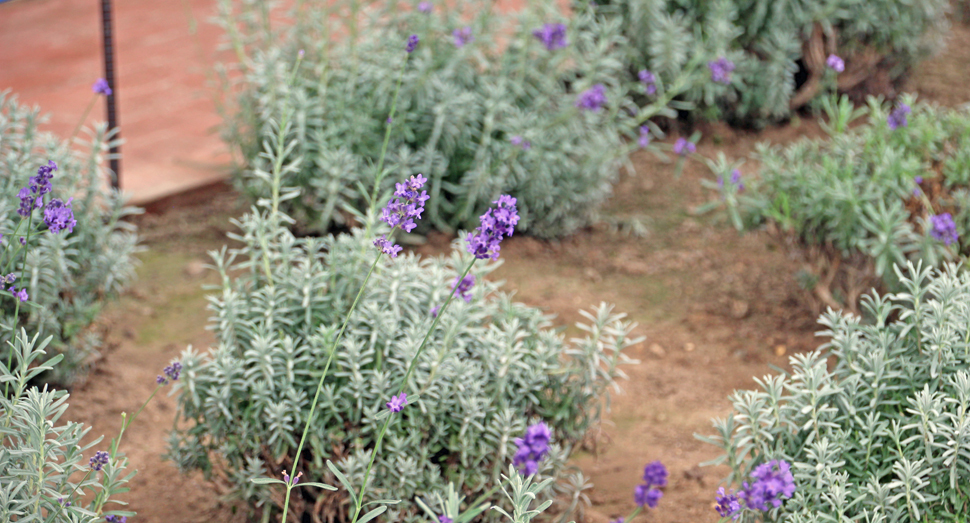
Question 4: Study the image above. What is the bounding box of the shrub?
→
[0,330,141,522]
[703,94,970,314]
[594,0,949,126]
[701,261,970,522]
[0,91,141,384]
[166,206,639,521]
[218,0,681,238]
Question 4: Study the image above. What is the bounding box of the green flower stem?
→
[69,94,100,143]
[348,257,476,523]
[367,50,412,235]
[280,248,385,523]
[93,383,163,514]
[42,470,92,523]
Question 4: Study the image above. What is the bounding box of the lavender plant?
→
[168,57,640,519]
[594,0,948,126]
[0,91,141,384]
[0,158,174,522]
[217,0,687,238]
[700,261,970,522]
[702,94,970,313]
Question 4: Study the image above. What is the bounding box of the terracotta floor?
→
[0,0,231,204]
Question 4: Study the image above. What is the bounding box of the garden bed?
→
[59,19,970,523]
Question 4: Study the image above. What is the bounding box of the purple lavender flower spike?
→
[406,34,420,53]
[89,450,110,471]
[673,138,695,156]
[10,287,28,302]
[642,461,668,487]
[638,70,656,95]
[708,57,735,84]
[19,160,57,217]
[576,84,607,112]
[93,78,112,96]
[418,1,432,13]
[380,174,429,234]
[513,422,552,475]
[105,516,127,523]
[533,23,567,51]
[453,27,473,47]
[466,195,519,260]
[157,361,182,385]
[452,274,475,303]
[634,484,663,508]
[738,460,795,511]
[386,392,408,412]
[826,54,844,73]
[888,104,911,130]
[44,198,77,234]
[438,516,452,523]
[715,488,742,520]
[930,213,959,245]
[638,126,651,148]
[374,236,403,258]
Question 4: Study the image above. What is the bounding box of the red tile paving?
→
[0,0,232,205]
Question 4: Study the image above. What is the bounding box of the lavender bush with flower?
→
[700,261,970,521]
[0,91,141,384]
[217,0,685,238]
[593,0,948,126]
[168,95,640,521]
[701,93,970,313]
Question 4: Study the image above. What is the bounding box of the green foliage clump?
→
[166,208,638,522]
[701,262,970,522]
[0,92,141,384]
[0,330,135,522]
[596,0,948,126]
[219,0,678,238]
[706,95,970,312]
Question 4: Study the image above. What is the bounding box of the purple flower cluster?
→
[451,274,475,303]
[453,27,473,47]
[673,138,695,156]
[381,174,429,233]
[466,195,519,260]
[708,57,735,85]
[7,286,28,302]
[738,460,796,511]
[633,461,666,509]
[438,516,452,523]
[19,161,57,217]
[826,54,844,73]
[513,422,552,475]
[93,78,112,96]
[386,392,408,413]
[58,497,71,507]
[888,104,911,130]
[418,1,432,12]
[90,450,110,471]
[44,198,76,234]
[931,213,959,245]
[533,23,567,51]
[715,488,742,520]
[576,84,607,112]
[406,34,420,53]
[374,174,429,257]
[282,470,303,486]
[105,516,127,523]
[156,361,182,385]
[510,135,531,150]
[718,169,744,192]
[638,126,651,148]
[639,70,656,95]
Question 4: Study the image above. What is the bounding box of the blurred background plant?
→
[0,91,141,385]
[700,262,970,522]
[216,0,690,238]
[701,93,970,314]
[593,0,949,127]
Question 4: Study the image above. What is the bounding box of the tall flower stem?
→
[69,94,100,143]
[279,248,386,523]
[366,50,412,237]
[348,258,476,523]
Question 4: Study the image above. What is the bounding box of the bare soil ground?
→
[59,20,970,523]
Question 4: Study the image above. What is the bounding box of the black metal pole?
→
[100,0,121,190]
